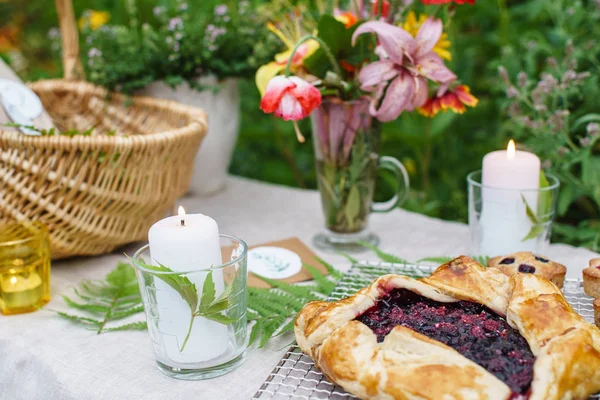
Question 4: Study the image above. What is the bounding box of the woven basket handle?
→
[55,0,85,80]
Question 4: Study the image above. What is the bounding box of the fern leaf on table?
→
[302,263,336,294]
[104,321,148,332]
[247,259,340,347]
[56,263,146,334]
[417,256,454,264]
[315,257,344,280]
[359,241,410,264]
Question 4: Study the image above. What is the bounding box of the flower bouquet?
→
[257,0,478,250]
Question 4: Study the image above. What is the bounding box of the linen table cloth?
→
[1,177,597,400]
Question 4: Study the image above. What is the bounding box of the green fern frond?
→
[359,242,409,264]
[417,256,454,264]
[336,252,359,265]
[247,257,341,347]
[316,256,344,280]
[56,312,102,327]
[56,263,146,334]
[472,255,490,265]
[275,317,296,336]
[252,274,326,300]
[302,263,336,294]
[104,321,148,332]
[260,315,287,347]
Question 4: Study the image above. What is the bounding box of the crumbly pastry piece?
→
[487,251,566,289]
[295,256,600,400]
[583,258,600,298]
[595,299,600,328]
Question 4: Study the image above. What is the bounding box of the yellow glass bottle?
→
[0,222,51,315]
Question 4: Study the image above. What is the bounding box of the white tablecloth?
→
[1,177,598,400]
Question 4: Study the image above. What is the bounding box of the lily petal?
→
[358,60,399,91]
[373,72,415,122]
[412,76,429,109]
[352,21,414,65]
[416,51,456,84]
[415,17,443,57]
[256,62,286,97]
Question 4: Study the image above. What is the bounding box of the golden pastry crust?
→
[295,256,600,400]
[488,251,566,289]
[594,299,600,328]
[583,258,600,298]
[506,273,600,399]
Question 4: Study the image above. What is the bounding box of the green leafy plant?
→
[3,123,115,137]
[55,263,146,334]
[498,0,600,251]
[132,259,235,352]
[67,0,278,93]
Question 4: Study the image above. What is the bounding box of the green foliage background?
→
[2,0,599,248]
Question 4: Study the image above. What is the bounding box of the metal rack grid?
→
[253,261,599,400]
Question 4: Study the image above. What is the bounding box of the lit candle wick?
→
[178,206,186,227]
[507,139,516,160]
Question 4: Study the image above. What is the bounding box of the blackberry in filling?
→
[356,289,535,395]
[518,264,536,273]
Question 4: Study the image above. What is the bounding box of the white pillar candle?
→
[479,140,541,256]
[148,207,228,365]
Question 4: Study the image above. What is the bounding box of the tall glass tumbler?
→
[131,234,247,380]
[468,171,560,257]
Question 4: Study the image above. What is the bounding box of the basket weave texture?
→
[0,1,208,259]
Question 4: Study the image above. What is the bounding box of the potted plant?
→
[69,0,278,195]
[257,0,478,251]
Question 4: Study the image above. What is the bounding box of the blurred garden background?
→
[1,0,599,250]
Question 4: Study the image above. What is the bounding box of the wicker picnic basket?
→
[0,0,208,259]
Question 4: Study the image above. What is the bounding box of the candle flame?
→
[178,206,186,227]
[507,139,516,160]
[10,276,17,285]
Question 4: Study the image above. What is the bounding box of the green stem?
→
[284,35,343,79]
[97,290,120,334]
[421,120,433,192]
[496,0,510,47]
[180,313,196,352]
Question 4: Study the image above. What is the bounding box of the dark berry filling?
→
[534,256,549,263]
[500,257,515,264]
[356,289,535,395]
[518,264,536,273]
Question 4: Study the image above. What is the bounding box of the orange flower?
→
[334,10,358,28]
[0,25,19,53]
[418,85,478,117]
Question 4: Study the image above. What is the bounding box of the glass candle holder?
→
[0,221,51,315]
[467,171,560,257]
[131,234,248,380]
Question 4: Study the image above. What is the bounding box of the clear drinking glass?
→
[310,97,409,252]
[467,171,560,257]
[131,234,247,380]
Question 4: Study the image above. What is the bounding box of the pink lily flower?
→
[352,17,457,122]
[260,76,322,122]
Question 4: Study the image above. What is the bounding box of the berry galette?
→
[295,256,600,400]
[487,251,566,288]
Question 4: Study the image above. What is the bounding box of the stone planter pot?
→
[138,76,240,196]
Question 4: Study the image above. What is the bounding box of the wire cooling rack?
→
[253,261,599,400]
